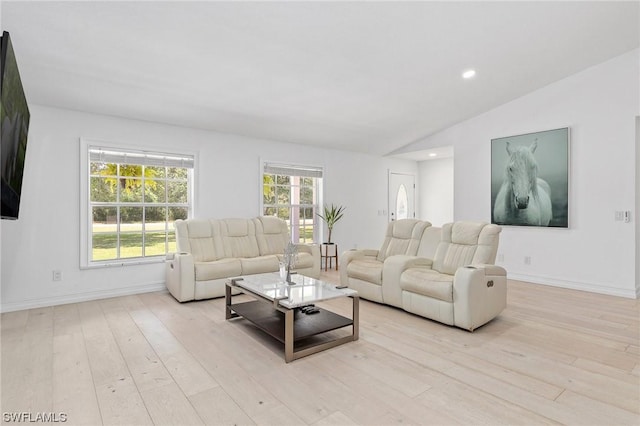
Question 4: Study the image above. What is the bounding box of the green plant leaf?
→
[316,204,345,242]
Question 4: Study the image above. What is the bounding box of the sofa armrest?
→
[295,243,313,255]
[165,252,196,302]
[338,249,378,286]
[383,255,433,281]
[382,255,433,307]
[294,243,321,279]
[341,249,380,264]
[452,264,507,331]
[361,249,379,257]
[343,249,379,262]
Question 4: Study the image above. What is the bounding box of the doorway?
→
[388,172,415,222]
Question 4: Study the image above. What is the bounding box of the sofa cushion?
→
[432,222,485,275]
[434,244,477,276]
[377,219,431,261]
[220,219,260,258]
[347,258,383,285]
[416,226,441,259]
[400,268,454,303]
[254,216,289,256]
[195,258,242,281]
[175,219,222,262]
[240,255,279,275]
[451,221,486,245]
[474,224,502,264]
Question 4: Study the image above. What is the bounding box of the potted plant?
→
[317,204,345,244]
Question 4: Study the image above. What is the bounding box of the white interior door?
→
[389,172,415,222]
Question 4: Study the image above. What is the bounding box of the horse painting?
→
[493,140,552,226]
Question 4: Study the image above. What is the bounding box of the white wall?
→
[417,157,454,226]
[0,106,416,311]
[636,117,639,296]
[399,49,639,298]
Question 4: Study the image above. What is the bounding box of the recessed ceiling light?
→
[429,153,437,157]
[462,69,476,79]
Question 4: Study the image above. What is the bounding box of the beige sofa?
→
[166,216,320,302]
[341,219,506,331]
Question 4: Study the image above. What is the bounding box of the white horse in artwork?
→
[493,141,552,226]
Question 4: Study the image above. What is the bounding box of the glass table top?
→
[229,272,357,309]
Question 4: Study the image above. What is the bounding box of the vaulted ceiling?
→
[2,1,638,156]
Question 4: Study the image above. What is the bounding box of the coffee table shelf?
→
[225,273,359,362]
[229,300,354,343]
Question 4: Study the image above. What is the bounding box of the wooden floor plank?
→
[466,340,640,414]
[127,304,221,397]
[1,275,638,426]
[101,301,177,393]
[555,389,638,425]
[94,377,153,426]
[189,386,256,426]
[52,304,102,426]
[0,308,29,332]
[416,380,559,425]
[139,382,205,426]
[312,411,359,426]
[1,307,54,417]
[137,292,283,420]
[77,300,153,425]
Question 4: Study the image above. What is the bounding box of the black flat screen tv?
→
[1,31,30,220]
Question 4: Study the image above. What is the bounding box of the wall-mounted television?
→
[1,31,30,220]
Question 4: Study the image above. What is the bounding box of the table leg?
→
[225,283,241,320]
[225,284,233,319]
[352,295,359,341]
[284,309,294,363]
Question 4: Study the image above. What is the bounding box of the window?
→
[396,184,408,220]
[262,162,322,243]
[81,142,194,267]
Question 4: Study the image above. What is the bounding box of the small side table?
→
[321,243,338,271]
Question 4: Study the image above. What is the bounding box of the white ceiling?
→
[2,1,638,157]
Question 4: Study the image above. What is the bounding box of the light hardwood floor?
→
[1,270,638,425]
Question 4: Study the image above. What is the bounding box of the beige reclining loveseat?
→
[166,216,320,302]
[341,219,506,331]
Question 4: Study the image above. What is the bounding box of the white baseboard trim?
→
[0,282,168,313]
[508,273,638,299]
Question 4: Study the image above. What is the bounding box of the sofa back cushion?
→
[432,222,501,274]
[416,226,441,259]
[377,219,431,262]
[175,219,224,262]
[473,224,502,265]
[220,218,260,258]
[254,216,290,256]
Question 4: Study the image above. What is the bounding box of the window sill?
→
[81,257,165,270]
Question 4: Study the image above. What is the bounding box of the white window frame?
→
[80,138,196,268]
[260,160,324,244]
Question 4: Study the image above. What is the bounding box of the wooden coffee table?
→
[225,272,359,363]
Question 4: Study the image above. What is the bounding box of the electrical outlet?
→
[52,270,62,281]
[524,256,531,265]
[615,210,632,222]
